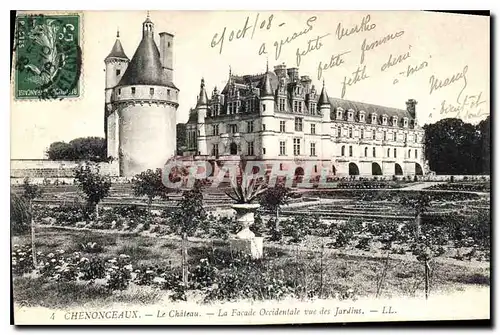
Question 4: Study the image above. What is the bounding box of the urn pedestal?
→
[229,203,263,259]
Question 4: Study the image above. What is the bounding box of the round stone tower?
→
[107,14,179,177]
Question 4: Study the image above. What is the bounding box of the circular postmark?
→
[14,13,82,100]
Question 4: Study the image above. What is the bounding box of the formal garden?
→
[10,162,491,309]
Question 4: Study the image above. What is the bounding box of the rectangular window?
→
[393,132,397,141]
[167,89,171,97]
[131,87,136,94]
[349,146,353,157]
[310,103,316,114]
[229,124,238,133]
[213,124,219,136]
[311,124,316,135]
[116,69,121,76]
[294,117,303,132]
[383,131,387,141]
[349,128,353,138]
[415,149,418,158]
[394,148,397,158]
[247,121,254,133]
[372,130,376,140]
[415,134,418,143]
[150,88,154,95]
[279,98,286,111]
[262,104,266,112]
[310,142,316,156]
[338,126,342,138]
[212,144,219,156]
[262,148,266,155]
[279,141,286,155]
[360,129,364,139]
[118,88,121,95]
[247,141,254,156]
[373,147,376,157]
[293,138,301,156]
[404,133,408,142]
[262,123,266,131]
[298,101,303,113]
[280,121,286,133]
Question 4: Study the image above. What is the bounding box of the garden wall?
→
[10,159,120,183]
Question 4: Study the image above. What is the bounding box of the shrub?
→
[79,257,106,283]
[355,236,371,251]
[105,254,133,291]
[12,244,34,275]
[79,242,103,253]
[334,230,352,248]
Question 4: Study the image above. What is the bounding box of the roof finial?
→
[266,57,269,73]
[147,10,150,19]
[229,65,232,78]
[116,28,120,38]
[201,77,205,88]
[322,79,325,87]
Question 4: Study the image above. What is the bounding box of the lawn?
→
[12,226,490,309]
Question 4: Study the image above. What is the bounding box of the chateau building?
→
[185,64,428,177]
[104,15,178,177]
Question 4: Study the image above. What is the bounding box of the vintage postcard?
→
[10,10,490,325]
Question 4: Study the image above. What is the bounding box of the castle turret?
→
[196,78,208,155]
[108,14,179,176]
[104,29,129,160]
[319,81,332,160]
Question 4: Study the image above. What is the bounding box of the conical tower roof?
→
[196,78,209,107]
[105,31,129,61]
[318,81,330,106]
[117,17,172,87]
[260,63,274,97]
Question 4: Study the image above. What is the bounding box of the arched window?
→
[364,147,368,157]
[349,146,353,157]
[341,146,345,156]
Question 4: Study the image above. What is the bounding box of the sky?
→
[10,10,490,159]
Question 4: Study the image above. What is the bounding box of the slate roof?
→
[105,39,129,61]
[328,97,411,119]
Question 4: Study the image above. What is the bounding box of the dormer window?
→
[337,108,344,120]
[393,116,398,127]
[347,110,354,121]
[403,117,409,128]
[382,115,388,125]
[371,113,377,125]
[359,111,365,123]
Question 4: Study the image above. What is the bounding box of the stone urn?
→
[230,203,263,259]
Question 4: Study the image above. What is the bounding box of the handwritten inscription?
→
[295,33,331,67]
[267,16,318,60]
[336,14,376,40]
[381,45,411,72]
[341,64,370,98]
[211,13,275,54]
[438,92,487,120]
[360,30,405,64]
[393,59,429,84]
[429,65,468,102]
[317,51,351,81]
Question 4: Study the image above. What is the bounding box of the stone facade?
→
[185,64,428,178]
[105,15,178,177]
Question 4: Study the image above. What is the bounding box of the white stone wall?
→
[118,102,177,176]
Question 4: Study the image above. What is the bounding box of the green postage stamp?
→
[14,13,82,100]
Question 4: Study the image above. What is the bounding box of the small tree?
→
[132,168,173,214]
[21,177,43,267]
[259,184,292,231]
[400,192,433,299]
[170,180,206,285]
[74,162,111,222]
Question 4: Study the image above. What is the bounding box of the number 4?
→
[50,313,55,320]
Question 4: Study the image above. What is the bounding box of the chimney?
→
[159,32,174,83]
[406,99,417,119]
